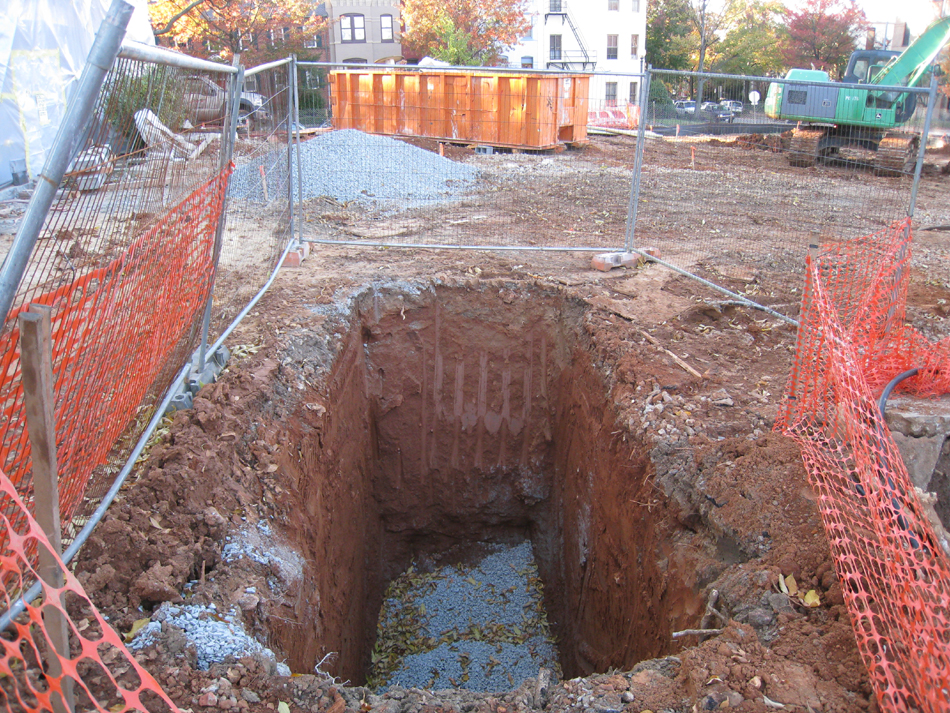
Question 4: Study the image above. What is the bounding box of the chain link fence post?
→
[286,60,296,248]
[624,67,651,252]
[293,56,304,247]
[199,57,244,371]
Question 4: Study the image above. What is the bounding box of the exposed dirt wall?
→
[263,283,701,683]
[275,320,381,679]
[548,353,670,677]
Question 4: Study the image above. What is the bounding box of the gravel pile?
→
[229,147,288,205]
[129,602,291,674]
[371,541,559,692]
[296,130,478,211]
[221,520,305,589]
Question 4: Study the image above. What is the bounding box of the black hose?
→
[874,367,923,550]
[878,367,921,420]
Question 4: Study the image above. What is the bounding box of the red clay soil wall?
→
[275,321,383,679]
[547,356,668,677]
[270,283,695,683]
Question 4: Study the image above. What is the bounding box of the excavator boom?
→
[870,17,950,90]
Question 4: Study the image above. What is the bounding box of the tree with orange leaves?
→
[401,0,531,65]
[148,0,326,64]
[781,0,867,79]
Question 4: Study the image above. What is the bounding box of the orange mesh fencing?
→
[0,167,231,535]
[777,219,950,712]
[0,470,180,713]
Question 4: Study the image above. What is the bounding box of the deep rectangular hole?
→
[271,284,698,687]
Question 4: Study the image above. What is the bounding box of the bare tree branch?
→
[154,0,209,36]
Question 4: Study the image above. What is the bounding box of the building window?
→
[631,34,639,57]
[629,81,638,103]
[606,82,618,106]
[522,18,534,40]
[340,14,365,43]
[608,0,619,9]
[381,14,394,42]
[550,34,562,61]
[303,28,323,49]
[522,56,534,68]
[550,0,562,12]
[607,34,618,60]
[632,0,640,10]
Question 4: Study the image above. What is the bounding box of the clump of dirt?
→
[73,266,876,713]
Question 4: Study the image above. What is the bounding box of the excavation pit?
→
[266,282,703,689]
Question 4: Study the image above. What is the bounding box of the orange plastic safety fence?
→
[0,167,231,535]
[777,219,950,712]
[0,470,180,712]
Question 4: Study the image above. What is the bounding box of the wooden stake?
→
[19,304,73,713]
[638,329,704,379]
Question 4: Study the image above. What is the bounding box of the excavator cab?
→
[842,50,900,84]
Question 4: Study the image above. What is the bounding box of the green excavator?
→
[765,16,950,174]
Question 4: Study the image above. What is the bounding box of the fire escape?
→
[544,0,596,71]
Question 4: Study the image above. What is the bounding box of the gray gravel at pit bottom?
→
[296,129,478,211]
[379,541,558,692]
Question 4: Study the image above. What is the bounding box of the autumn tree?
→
[148,0,325,65]
[780,0,867,79]
[646,0,695,71]
[713,0,786,77]
[401,0,531,65]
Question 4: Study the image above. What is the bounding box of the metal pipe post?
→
[908,73,939,219]
[118,40,236,74]
[244,56,293,78]
[625,69,651,252]
[286,61,295,246]
[199,58,243,371]
[0,0,134,322]
[293,56,304,245]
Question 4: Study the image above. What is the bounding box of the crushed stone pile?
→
[296,129,478,211]
[371,541,559,692]
[129,602,291,674]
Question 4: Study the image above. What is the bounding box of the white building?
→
[503,0,646,109]
[324,0,402,64]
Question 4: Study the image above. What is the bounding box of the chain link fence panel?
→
[210,60,296,341]
[293,63,645,252]
[630,68,935,321]
[0,52,234,552]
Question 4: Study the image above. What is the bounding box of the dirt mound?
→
[70,267,877,712]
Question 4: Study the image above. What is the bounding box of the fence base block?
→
[282,242,310,268]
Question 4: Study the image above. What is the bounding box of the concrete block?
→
[891,432,943,490]
[885,394,950,438]
[212,344,230,369]
[164,391,193,415]
[282,246,305,268]
[283,249,302,268]
[591,252,639,272]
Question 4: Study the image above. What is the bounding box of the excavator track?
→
[874,132,919,176]
[786,128,826,167]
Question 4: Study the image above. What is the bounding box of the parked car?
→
[674,100,696,116]
[701,101,734,123]
[182,76,270,128]
[720,100,743,114]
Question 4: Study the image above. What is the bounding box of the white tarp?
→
[0,0,154,186]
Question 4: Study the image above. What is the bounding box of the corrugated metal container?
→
[330,69,590,150]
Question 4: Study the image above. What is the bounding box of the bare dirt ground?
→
[71,134,950,713]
